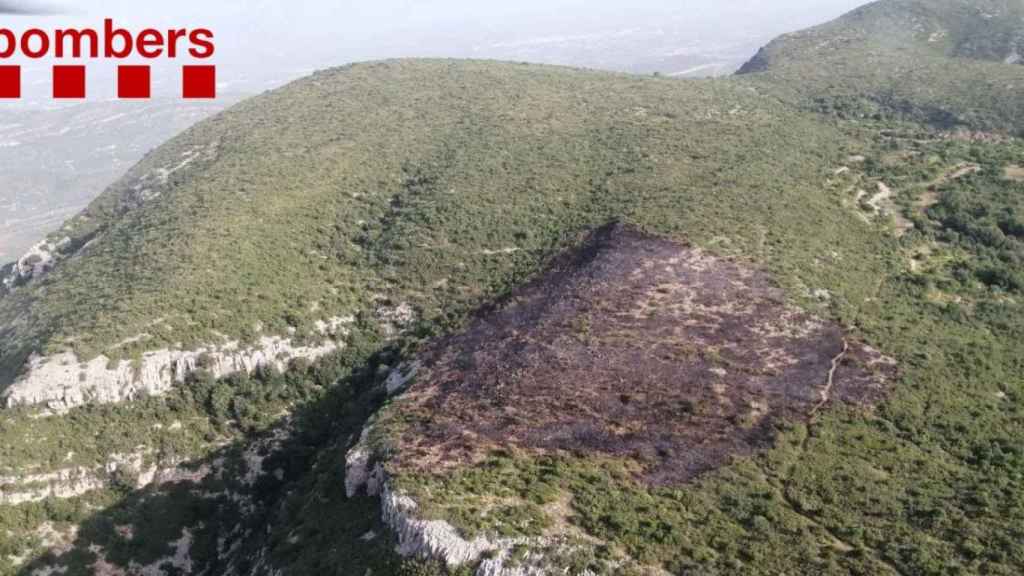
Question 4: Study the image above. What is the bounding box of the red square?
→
[117,65,150,99]
[53,66,86,99]
[183,65,216,99]
[0,66,20,99]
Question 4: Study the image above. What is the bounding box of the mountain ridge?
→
[737,0,1024,133]
[0,58,865,407]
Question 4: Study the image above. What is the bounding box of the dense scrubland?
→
[0,0,1023,574]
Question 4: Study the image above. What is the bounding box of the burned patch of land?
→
[392,224,894,485]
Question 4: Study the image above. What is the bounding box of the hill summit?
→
[739,0,1024,133]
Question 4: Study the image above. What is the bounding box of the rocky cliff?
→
[3,317,353,411]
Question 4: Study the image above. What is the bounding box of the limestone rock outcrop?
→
[3,318,353,410]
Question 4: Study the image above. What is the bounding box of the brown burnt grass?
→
[391,224,895,485]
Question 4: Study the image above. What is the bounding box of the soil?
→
[392,224,895,485]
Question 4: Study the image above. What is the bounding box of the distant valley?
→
[0,98,237,262]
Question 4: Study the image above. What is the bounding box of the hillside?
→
[738,0,1024,133]
[1,0,1023,575]
[0,58,865,406]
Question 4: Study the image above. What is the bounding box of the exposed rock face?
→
[347,447,525,574]
[344,363,420,498]
[346,401,503,568]
[476,557,547,576]
[376,302,417,337]
[381,484,507,565]
[384,362,420,396]
[1,238,68,292]
[344,427,380,499]
[0,450,208,506]
[348,452,592,576]
[3,318,353,410]
[345,400,585,576]
[0,466,108,506]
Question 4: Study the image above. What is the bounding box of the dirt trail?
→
[812,339,849,418]
[916,163,981,211]
[866,163,984,237]
[762,335,906,576]
[866,182,914,235]
[946,163,981,181]
[866,182,894,212]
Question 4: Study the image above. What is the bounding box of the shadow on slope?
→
[13,337,421,576]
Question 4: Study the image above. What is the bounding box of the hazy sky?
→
[1,0,873,100]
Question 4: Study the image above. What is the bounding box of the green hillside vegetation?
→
[1,60,870,379]
[0,0,1022,575]
[738,0,1024,134]
[367,125,1024,575]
